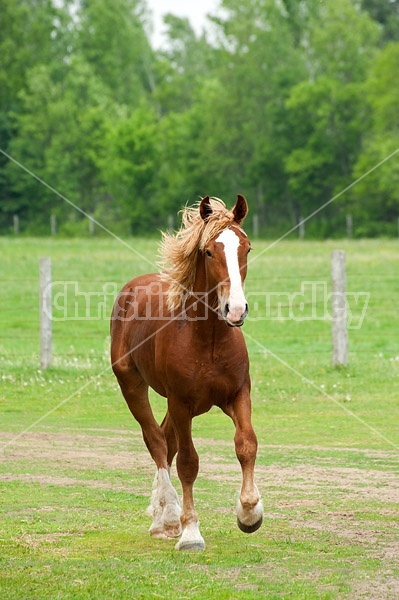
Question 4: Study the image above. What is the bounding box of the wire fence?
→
[0,268,397,364]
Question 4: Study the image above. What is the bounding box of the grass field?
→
[0,236,398,599]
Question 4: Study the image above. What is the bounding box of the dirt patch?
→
[256,464,399,504]
[17,531,84,549]
[352,575,399,600]
[0,430,150,471]
[2,430,399,504]
[199,453,399,503]
[0,472,140,493]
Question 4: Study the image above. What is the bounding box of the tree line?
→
[0,0,398,237]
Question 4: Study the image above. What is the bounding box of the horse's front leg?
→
[224,387,263,533]
[168,399,205,551]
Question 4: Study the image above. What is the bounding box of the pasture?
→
[0,236,398,599]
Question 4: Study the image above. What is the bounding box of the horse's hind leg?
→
[144,412,182,538]
[116,374,181,538]
[147,468,182,538]
[160,411,178,467]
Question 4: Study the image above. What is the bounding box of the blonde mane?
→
[159,197,237,311]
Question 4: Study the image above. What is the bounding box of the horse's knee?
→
[111,359,135,390]
[111,360,126,381]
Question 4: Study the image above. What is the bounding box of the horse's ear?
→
[233,194,248,224]
[200,196,212,221]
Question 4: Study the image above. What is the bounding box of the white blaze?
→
[216,229,247,322]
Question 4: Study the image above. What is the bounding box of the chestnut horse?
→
[110,195,263,550]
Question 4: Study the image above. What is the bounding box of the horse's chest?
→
[165,350,246,407]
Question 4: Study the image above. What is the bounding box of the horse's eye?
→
[247,247,252,254]
[205,249,213,258]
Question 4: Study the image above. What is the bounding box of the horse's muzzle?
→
[224,302,248,327]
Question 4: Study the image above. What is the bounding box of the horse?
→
[110,195,263,550]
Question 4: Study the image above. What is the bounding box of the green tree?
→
[187,0,307,227]
[361,0,399,42]
[5,58,117,231]
[153,14,214,115]
[77,0,154,105]
[1,0,156,232]
[284,0,380,229]
[1,0,397,237]
[0,0,69,115]
[98,105,161,234]
[349,42,399,234]
[0,0,71,229]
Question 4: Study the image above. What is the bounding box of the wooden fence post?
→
[167,215,174,232]
[253,213,259,238]
[50,214,57,236]
[298,216,305,239]
[89,216,95,235]
[346,214,353,238]
[39,257,52,369]
[13,215,20,234]
[331,250,348,366]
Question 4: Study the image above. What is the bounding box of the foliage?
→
[76,0,154,105]
[0,0,398,235]
[5,58,117,231]
[348,42,399,234]
[284,0,381,228]
[98,105,162,234]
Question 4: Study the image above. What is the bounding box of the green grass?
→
[0,236,398,599]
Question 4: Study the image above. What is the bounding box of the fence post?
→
[253,213,259,238]
[50,214,57,236]
[298,216,305,239]
[167,215,174,232]
[39,257,52,369]
[331,250,348,366]
[346,214,353,239]
[13,215,20,234]
[88,216,95,235]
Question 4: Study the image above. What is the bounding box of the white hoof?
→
[175,522,205,551]
[176,540,205,551]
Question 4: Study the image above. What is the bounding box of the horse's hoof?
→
[175,540,206,551]
[164,523,182,538]
[237,515,263,534]
[150,527,167,539]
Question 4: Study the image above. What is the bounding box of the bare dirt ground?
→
[1,429,399,599]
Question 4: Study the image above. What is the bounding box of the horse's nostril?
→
[225,303,230,315]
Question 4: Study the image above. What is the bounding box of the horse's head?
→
[200,194,251,327]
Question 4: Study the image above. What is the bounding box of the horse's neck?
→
[186,253,219,324]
